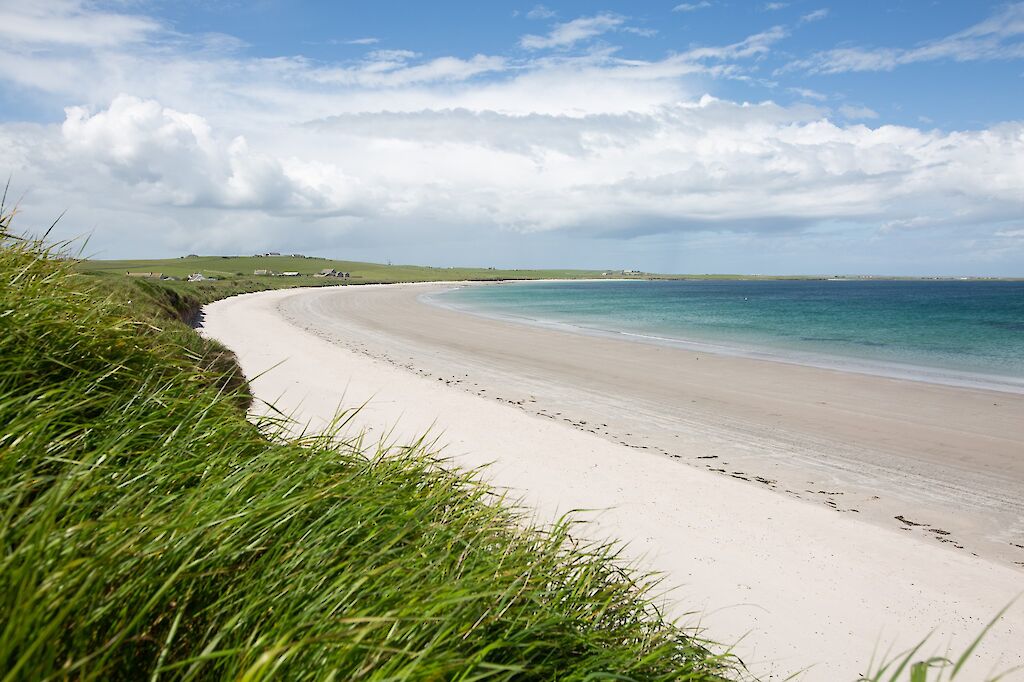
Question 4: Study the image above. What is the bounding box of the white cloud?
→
[787,2,1024,74]
[789,87,828,101]
[682,26,788,61]
[1,0,1022,270]
[623,27,658,38]
[346,37,380,45]
[59,95,361,214]
[764,2,788,10]
[839,104,878,119]
[0,0,159,48]
[11,91,1020,252]
[520,13,624,50]
[526,5,556,20]
[800,9,829,24]
[673,2,712,12]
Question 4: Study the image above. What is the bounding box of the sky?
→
[1,1,1022,276]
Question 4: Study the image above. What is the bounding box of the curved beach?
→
[201,283,1024,681]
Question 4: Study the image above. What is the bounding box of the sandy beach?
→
[201,283,1024,681]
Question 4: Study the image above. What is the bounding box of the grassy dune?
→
[2,218,735,677]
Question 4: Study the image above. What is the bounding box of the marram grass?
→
[0,209,735,679]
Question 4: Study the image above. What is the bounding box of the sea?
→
[432,279,1024,394]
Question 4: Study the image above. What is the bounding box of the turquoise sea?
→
[433,279,1024,393]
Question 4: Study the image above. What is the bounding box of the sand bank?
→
[201,284,1024,681]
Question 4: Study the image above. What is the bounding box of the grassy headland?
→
[2,222,735,676]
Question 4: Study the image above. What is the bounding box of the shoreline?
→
[200,284,1024,681]
[426,281,1024,396]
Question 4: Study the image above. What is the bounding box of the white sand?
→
[200,284,1024,681]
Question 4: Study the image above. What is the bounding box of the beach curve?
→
[200,283,1024,681]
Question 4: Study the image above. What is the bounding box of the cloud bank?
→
[0,0,1022,273]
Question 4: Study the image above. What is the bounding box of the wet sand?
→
[201,283,1024,681]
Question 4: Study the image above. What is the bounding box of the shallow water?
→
[437,279,1024,392]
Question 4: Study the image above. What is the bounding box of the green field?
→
[74,255,620,302]
[75,254,610,281]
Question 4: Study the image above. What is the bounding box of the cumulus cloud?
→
[59,95,361,215]
[292,96,1024,238]
[1,0,1022,272]
[520,13,624,50]
[15,87,1022,254]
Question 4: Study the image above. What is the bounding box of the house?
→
[279,271,300,277]
[253,269,271,276]
[126,271,162,279]
[315,268,339,277]
[187,273,216,282]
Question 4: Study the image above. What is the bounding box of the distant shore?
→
[201,283,1024,681]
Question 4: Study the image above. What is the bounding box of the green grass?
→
[74,254,608,282]
[2,214,737,677]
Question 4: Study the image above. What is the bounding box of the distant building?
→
[279,271,300,277]
[187,273,214,282]
[253,269,271,276]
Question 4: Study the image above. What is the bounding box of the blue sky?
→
[1,0,1022,275]
[154,0,1023,129]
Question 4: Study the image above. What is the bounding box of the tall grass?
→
[0,209,735,678]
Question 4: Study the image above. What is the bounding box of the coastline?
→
[428,281,1024,396]
[200,284,1024,681]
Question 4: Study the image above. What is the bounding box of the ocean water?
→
[433,279,1024,393]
